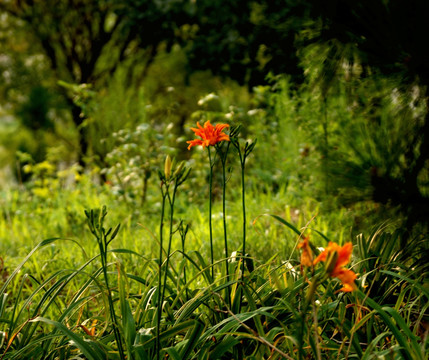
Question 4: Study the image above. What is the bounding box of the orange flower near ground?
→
[314,242,357,292]
[297,236,313,267]
[187,121,230,150]
[335,268,357,292]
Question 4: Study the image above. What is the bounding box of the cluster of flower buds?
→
[159,155,191,187]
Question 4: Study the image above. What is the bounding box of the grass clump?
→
[0,125,427,360]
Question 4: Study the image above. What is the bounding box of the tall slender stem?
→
[240,162,246,284]
[220,145,231,308]
[237,157,246,316]
[156,188,167,360]
[100,249,126,360]
[181,224,188,301]
[161,186,177,311]
[208,147,214,280]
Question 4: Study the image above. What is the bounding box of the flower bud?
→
[173,161,185,178]
[325,250,339,275]
[164,155,172,180]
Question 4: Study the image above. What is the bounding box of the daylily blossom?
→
[187,121,230,150]
[313,242,357,292]
[297,236,313,267]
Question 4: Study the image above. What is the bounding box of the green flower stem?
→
[85,208,125,360]
[161,184,178,313]
[180,223,188,301]
[240,160,246,286]
[298,275,320,360]
[99,244,126,360]
[156,186,167,360]
[208,147,214,281]
[218,143,231,308]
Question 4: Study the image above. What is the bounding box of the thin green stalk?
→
[86,208,125,360]
[180,222,189,301]
[208,147,214,281]
[298,309,306,360]
[219,144,231,308]
[298,276,320,360]
[156,187,167,360]
[240,162,246,286]
[312,298,322,360]
[230,133,256,314]
[161,185,177,313]
[99,251,125,360]
[235,156,247,317]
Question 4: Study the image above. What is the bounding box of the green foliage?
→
[0,125,427,359]
[1,211,427,359]
[0,1,428,357]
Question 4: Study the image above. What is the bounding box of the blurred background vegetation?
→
[0,0,428,248]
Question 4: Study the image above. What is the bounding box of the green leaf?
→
[31,317,103,360]
[209,336,239,360]
[361,331,391,360]
[267,214,302,236]
[0,238,60,294]
[356,290,421,360]
[179,320,205,359]
[165,346,182,360]
[380,270,429,300]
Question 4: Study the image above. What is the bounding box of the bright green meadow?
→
[1,1,428,359]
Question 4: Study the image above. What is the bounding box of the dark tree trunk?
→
[371,94,429,232]
[71,104,89,170]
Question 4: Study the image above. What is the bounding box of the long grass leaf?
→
[357,290,417,360]
[165,347,181,360]
[208,336,239,360]
[268,214,302,236]
[30,317,103,360]
[0,238,60,294]
[382,306,423,360]
[361,331,391,360]
[380,270,429,300]
[179,320,205,359]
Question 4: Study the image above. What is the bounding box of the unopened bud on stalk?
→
[164,155,172,180]
[173,161,185,178]
[324,250,339,275]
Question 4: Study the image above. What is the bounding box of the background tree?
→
[304,0,429,229]
[0,0,189,166]
[180,0,307,87]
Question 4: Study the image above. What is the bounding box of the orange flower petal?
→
[298,236,313,267]
[335,268,357,292]
[187,121,230,150]
[313,241,357,292]
[313,242,352,270]
[335,242,353,269]
[187,139,204,150]
[300,251,313,267]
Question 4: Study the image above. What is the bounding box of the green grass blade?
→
[30,317,103,360]
[380,270,429,300]
[268,214,302,236]
[357,290,419,360]
[0,238,60,294]
[361,331,391,360]
[139,319,196,350]
[382,306,423,359]
[179,319,205,359]
[208,336,239,360]
[165,347,182,360]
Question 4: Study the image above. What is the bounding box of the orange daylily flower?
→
[335,268,357,292]
[187,121,230,150]
[297,236,313,267]
[79,319,98,336]
[314,242,357,292]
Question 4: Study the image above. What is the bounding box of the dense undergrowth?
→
[1,2,428,358]
[0,125,428,359]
